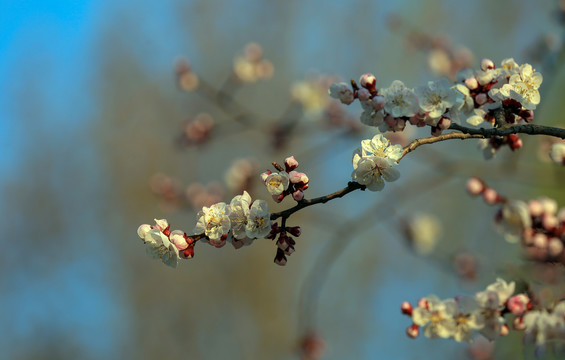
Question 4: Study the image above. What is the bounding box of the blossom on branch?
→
[351,134,402,191]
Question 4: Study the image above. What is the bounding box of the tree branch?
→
[449,123,565,139]
[270,181,366,221]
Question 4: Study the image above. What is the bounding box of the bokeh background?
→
[2,0,565,359]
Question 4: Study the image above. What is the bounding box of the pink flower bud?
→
[400,301,413,316]
[507,294,529,315]
[464,77,479,90]
[357,88,371,101]
[284,156,299,172]
[482,188,498,204]
[359,73,377,90]
[480,58,495,71]
[406,324,419,339]
[285,244,295,255]
[466,177,484,196]
[529,200,543,217]
[533,233,548,249]
[372,95,386,111]
[274,248,287,266]
[438,117,451,130]
[183,247,195,259]
[508,134,522,151]
[288,226,301,237]
[292,190,304,201]
[417,298,428,310]
[475,93,488,105]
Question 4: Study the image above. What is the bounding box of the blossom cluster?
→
[351,133,402,191]
[402,278,565,354]
[137,219,195,268]
[330,58,543,157]
[193,190,272,248]
[233,43,274,83]
[265,222,301,266]
[261,156,309,202]
[467,177,565,263]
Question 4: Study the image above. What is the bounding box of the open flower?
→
[415,78,458,120]
[360,133,403,162]
[245,200,272,238]
[193,202,231,240]
[380,80,419,118]
[143,228,179,268]
[264,172,290,196]
[229,191,252,240]
[412,296,457,339]
[496,200,531,243]
[351,133,402,191]
[351,155,400,191]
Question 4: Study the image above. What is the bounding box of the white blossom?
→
[351,134,402,191]
[523,308,565,352]
[415,78,458,120]
[328,82,354,105]
[448,84,474,123]
[497,200,531,243]
[452,297,485,342]
[359,133,403,162]
[380,80,419,118]
[193,202,231,240]
[475,278,515,340]
[265,172,290,196]
[229,191,252,240]
[143,228,179,268]
[549,143,565,165]
[245,199,272,238]
[412,296,457,339]
[351,154,400,191]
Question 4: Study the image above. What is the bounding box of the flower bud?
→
[284,156,299,172]
[359,73,377,91]
[475,93,488,105]
[292,190,304,201]
[480,58,495,71]
[466,177,484,196]
[372,95,386,111]
[438,117,451,130]
[406,324,419,339]
[288,226,302,237]
[400,301,413,316]
[483,188,499,204]
[358,88,371,101]
[464,77,479,90]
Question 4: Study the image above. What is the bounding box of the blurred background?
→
[1,0,565,359]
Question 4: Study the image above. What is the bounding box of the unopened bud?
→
[482,188,498,204]
[400,301,413,316]
[466,177,484,196]
[288,226,302,237]
[464,77,479,90]
[480,58,495,71]
[359,73,377,91]
[406,324,419,339]
[284,156,299,172]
